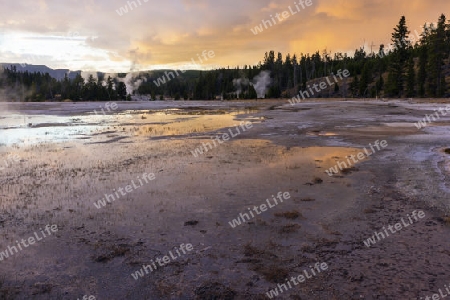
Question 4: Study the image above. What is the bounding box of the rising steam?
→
[120,72,146,95]
[100,72,147,95]
[232,77,250,98]
[252,71,271,98]
[233,71,271,98]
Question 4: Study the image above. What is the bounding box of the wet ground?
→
[0,99,449,299]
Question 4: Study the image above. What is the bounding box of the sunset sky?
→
[1,0,449,72]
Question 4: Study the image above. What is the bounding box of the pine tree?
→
[385,71,397,97]
[72,74,85,101]
[106,76,117,100]
[248,85,257,99]
[84,74,97,100]
[417,45,427,97]
[350,76,359,97]
[406,56,416,97]
[387,16,411,97]
[116,82,127,100]
[427,14,447,97]
[334,83,339,93]
[376,75,384,95]
[359,63,371,96]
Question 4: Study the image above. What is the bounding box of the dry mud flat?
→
[0,99,450,299]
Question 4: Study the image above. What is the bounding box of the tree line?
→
[0,68,128,102]
[1,13,450,101]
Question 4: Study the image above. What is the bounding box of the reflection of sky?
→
[0,103,252,147]
[0,113,120,147]
[0,127,92,146]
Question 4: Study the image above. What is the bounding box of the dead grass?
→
[184,220,199,226]
[243,243,277,259]
[321,223,343,236]
[312,177,323,184]
[92,244,130,263]
[31,283,53,295]
[363,208,377,214]
[243,244,263,257]
[279,223,301,234]
[252,265,289,283]
[0,285,20,299]
[441,216,450,225]
[341,167,359,175]
[195,282,237,299]
[242,243,284,284]
[274,210,302,220]
[300,197,315,202]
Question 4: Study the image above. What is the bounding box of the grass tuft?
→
[279,223,301,234]
[274,210,302,220]
[312,177,323,184]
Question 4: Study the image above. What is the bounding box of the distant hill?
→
[0,63,81,80]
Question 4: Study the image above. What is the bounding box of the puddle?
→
[0,107,257,147]
[383,122,416,127]
[131,112,255,138]
[306,131,339,137]
[339,125,419,136]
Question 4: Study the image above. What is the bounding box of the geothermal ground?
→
[0,99,450,299]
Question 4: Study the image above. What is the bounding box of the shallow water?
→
[2,99,450,299]
[0,102,260,147]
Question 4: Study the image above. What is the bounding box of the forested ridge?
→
[1,14,450,101]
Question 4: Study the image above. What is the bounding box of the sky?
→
[0,0,449,73]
